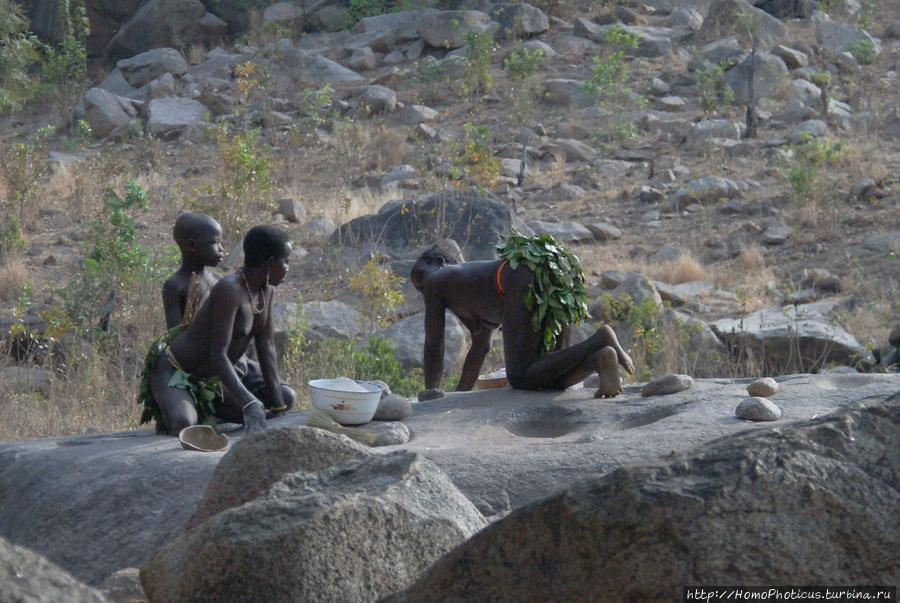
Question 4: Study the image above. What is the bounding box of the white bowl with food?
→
[308,378,383,425]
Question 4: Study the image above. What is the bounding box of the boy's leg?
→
[149,358,199,435]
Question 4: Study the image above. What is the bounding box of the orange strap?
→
[495,259,508,299]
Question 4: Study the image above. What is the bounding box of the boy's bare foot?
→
[593,346,624,398]
[594,324,635,376]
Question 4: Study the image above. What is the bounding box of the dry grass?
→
[648,253,708,285]
[0,263,28,302]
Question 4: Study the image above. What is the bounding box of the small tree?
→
[0,0,42,114]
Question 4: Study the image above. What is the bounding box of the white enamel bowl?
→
[308,379,383,425]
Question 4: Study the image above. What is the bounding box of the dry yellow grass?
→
[650,253,708,285]
[0,263,28,302]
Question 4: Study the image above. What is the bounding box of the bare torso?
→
[169,273,271,378]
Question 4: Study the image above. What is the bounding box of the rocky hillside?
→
[1,0,898,437]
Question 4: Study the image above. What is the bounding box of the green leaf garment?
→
[137,324,223,433]
[496,233,589,356]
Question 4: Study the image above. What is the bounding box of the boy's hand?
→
[242,399,266,435]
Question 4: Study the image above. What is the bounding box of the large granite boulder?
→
[186,426,373,530]
[141,451,486,602]
[329,189,532,263]
[712,302,870,374]
[106,0,210,62]
[1,374,897,587]
[390,392,900,601]
[0,536,106,602]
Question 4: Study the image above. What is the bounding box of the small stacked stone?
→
[736,377,781,421]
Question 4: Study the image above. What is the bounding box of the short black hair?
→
[243,225,290,267]
[173,212,221,249]
[410,244,458,288]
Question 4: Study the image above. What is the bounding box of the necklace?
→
[240,269,266,316]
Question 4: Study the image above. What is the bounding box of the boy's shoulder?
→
[163,270,192,292]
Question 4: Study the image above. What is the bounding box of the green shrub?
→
[40,35,88,122]
[847,39,876,65]
[786,134,844,204]
[462,29,495,95]
[452,122,500,190]
[0,0,42,114]
[584,25,646,141]
[696,60,735,116]
[62,181,169,333]
[504,44,543,82]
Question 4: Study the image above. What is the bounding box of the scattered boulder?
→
[488,3,549,39]
[699,0,788,50]
[329,189,532,262]
[712,302,870,374]
[0,536,106,603]
[735,396,783,421]
[370,312,468,381]
[141,451,487,603]
[390,396,900,600]
[747,377,779,397]
[106,0,210,61]
[418,10,499,49]
[642,373,694,397]
[83,87,140,138]
[117,48,188,89]
[186,426,372,530]
[145,98,210,139]
[375,394,413,421]
[525,220,594,244]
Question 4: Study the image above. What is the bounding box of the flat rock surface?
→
[0,373,897,585]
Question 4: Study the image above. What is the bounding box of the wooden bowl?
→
[476,368,508,390]
[179,425,229,452]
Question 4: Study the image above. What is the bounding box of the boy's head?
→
[243,225,291,268]
[410,244,458,292]
[173,213,224,267]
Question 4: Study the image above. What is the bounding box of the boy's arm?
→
[162,278,185,330]
[422,288,446,390]
[255,289,286,410]
[457,327,491,391]
[206,282,265,432]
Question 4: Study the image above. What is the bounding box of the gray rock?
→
[761,221,792,244]
[141,452,487,602]
[394,104,439,125]
[0,536,106,602]
[3,374,899,587]
[371,313,467,381]
[97,68,142,101]
[699,0,787,50]
[187,426,372,530]
[790,119,828,143]
[277,198,307,223]
[300,216,337,245]
[696,36,745,66]
[0,366,52,396]
[525,220,593,244]
[286,50,365,83]
[355,84,397,115]
[712,302,869,373]
[375,394,413,421]
[349,46,378,71]
[747,377,779,397]
[106,0,209,61]
[685,119,745,147]
[381,164,417,187]
[489,3,548,39]
[100,567,145,603]
[390,394,900,600]
[262,1,303,28]
[371,420,411,446]
[724,51,789,106]
[83,87,139,138]
[418,10,499,49]
[774,44,809,69]
[736,396,782,420]
[145,97,209,139]
[540,78,596,110]
[586,222,622,241]
[291,300,363,340]
[813,11,881,58]
[186,48,242,82]
[670,176,746,207]
[117,47,188,88]
[329,189,531,262]
[554,138,597,162]
[642,373,694,397]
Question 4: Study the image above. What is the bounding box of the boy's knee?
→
[280,384,296,410]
